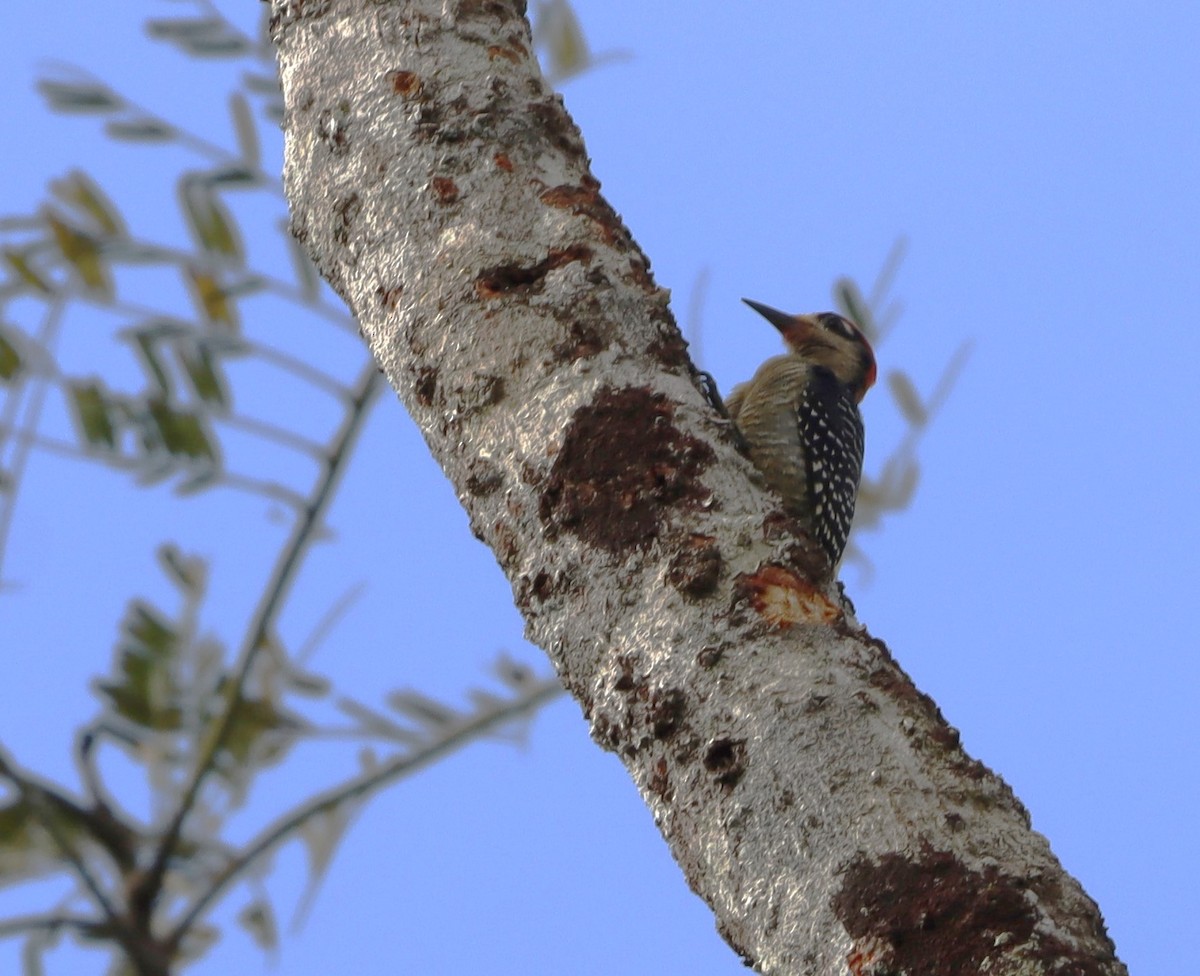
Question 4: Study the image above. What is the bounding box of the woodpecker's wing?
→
[796,368,865,566]
[723,382,746,422]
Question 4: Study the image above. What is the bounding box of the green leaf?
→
[281,219,321,302]
[222,275,266,300]
[242,72,281,96]
[833,277,876,341]
[0,799,34,849]
[133,333,173,396]
[146,398,217,462]
[887,370,928,427]
[145,16,224,39]
[104,118,174,143]
[158,544,207,596]
[96,600,185,731]
[185,266,237,327]
[2,249,53,294]
[230,93,260,168]
[67,381,118,450]
[126,601,176,656]
[122,318,189,342]
[175,467,219,495]
[145,17,250,58]
[36,78,121,115]
[49,170,125,237]
[0,799,75,891]
[386,690,459,728]
[179,179,243,263]
[44,208,112,297]
[237,899,278,952]
[535,0,590,81]
[219,694,304,773]
[0,327,22,382]
[295,799,360,924]
[181,345,230,409]
[206,165,260,188]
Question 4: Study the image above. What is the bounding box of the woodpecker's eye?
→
[816,313,858,341]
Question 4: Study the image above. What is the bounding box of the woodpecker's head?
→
[742,299,877,403]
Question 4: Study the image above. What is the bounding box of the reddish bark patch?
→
[612,653,639,692]
[487,44,521,63]
[647,757,672,804]
[539,181,600,210]
[648,687,686,740]
[431,177,460,204]
[476,244,593,298]
[388,70,422,98]
[864,660,1001,784]
[833,847,1041,976]
[531,571,554,600]
[759,511,831,581]
[666,534,722,598]
[552,318,608,362]
[491,521,520,570]
[505,33,530,58]
[539,387,714,553]
[465,458,503,496]
[735,565,841,627]
[647,327,690,368]
[539,179,632,250]
[413,366,438,407]
[376,283,404,309]
[493,151,514,171]
[332,192,361,248]
[454,0,514,20]
[526,97,586,157]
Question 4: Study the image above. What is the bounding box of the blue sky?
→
[2,3,1198,973]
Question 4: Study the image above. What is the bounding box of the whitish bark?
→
[270,2,1126,973]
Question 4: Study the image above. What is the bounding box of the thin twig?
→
[295,582,366,666]
[0,751,123,935]
[141,360,383,916]
[0,912,105,942]
[166,674,563,947]
[219,411,326,459]
[81,294,353,401]
[0,421,311,512]
[256,278,361,334]
[0,298,66,585]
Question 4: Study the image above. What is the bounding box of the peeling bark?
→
[270,2,1126,973]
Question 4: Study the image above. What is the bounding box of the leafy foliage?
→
[0,5,568,973]
[831,240,971,574]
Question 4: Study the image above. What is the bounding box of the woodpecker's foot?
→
[693,369,727,415]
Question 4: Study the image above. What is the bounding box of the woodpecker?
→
[725,299,876,573]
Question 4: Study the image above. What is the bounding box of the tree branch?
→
[270,2,1126,973]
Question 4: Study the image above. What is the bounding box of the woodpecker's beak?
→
[743,300,817,349]
[742,298,797,335]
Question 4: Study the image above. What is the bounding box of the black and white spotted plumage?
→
[725,301,875,574]
[794,368,866,567]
